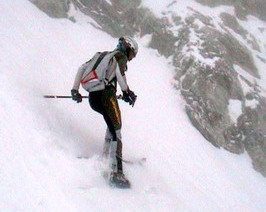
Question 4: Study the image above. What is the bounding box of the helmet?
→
[117,36,138,60]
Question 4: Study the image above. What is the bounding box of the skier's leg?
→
[89,89,123,171]
[102,112,123,173]
[89,90,111,157]
[107,129,123,173]
[106,126,130,188]
[103,128,112,158]
[101,88,124,173]
[89,89,130,187]
[89,91,104,114]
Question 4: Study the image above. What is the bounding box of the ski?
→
[122,157,146,166]
[77,155,146,166]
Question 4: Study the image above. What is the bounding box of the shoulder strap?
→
[92,51,108,71]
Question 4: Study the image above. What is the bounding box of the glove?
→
[122,89,137,107]
[71,89,82,103]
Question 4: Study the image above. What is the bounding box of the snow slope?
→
[0,0,266,211]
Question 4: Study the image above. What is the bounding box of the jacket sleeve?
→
[114,52,129,92]
[72,63,88,90]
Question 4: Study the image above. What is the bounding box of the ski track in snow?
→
[0,0,266,212]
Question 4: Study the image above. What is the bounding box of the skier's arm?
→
[71,63,88,103]
[115,53,137,106]
[72,63,87,90]
[114,53,129,92]
[115,65,129,91]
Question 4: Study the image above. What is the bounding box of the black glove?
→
[71,89,82,103]
[122,90,137,107]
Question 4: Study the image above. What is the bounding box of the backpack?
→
[80,50,118,92]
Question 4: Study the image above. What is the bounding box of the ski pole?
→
[43,95,88,99]
[43,95,123,99]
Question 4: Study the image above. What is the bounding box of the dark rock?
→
[195,0,266,21]
[237,107,259,135]
[149,29,177,57]
[29,0,70,18]
[186,105,220,148]
[220,13,261,52]
[223,125,244,154]
[244,131,266,177]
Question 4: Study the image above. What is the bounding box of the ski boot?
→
[108,140,131,188]
[109,171,131,189]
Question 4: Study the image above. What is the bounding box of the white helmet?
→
[118,36,138,59]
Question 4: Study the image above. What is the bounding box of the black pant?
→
[89,88,121,140]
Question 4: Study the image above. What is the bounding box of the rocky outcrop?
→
[171,8,266,176]
[28,0,266,177]
[29,0,70,18]
[195,0,266,21]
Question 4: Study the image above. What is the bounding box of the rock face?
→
[29,0,70,18]
[195,0,266,21]
[29,0,266,177]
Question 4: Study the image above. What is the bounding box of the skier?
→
[71,36,138,188]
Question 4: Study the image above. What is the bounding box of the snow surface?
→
[0,0,266,211]
[228,100,242,123]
